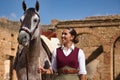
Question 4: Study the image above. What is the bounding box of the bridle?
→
[19,13,40,40]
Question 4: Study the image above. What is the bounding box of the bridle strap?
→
[19,19,40,40]
[19,27,32,39]
[25,52,29,80]
[31,19,40,38]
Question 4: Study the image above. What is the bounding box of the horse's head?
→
[18,1,40,47]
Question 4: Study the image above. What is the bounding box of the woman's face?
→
[61,29,74,45]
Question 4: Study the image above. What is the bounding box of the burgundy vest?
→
[56,47,79,69]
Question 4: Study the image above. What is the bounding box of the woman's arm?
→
[78,49,87,80]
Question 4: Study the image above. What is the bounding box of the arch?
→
[110,31,120,80]
[110,31,120,46]
[76,28,106,51]
[113,37,120,80]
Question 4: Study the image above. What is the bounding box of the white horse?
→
[13,1,52,80]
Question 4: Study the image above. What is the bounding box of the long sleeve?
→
[78,49,87,74]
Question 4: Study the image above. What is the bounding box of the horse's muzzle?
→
[18,31,30,47]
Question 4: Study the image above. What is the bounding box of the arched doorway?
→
[113,36,120,80]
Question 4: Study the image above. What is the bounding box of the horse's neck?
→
[28,35,42,59]
[30,36,41,47]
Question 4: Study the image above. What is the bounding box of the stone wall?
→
[0,18,19,80]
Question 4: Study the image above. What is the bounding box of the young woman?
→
[38,28,87,80]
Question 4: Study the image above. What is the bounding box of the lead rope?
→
[25,52,29,80]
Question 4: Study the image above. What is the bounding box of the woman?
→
[38,28,87,80]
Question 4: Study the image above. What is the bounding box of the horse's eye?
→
[33,19,37,22]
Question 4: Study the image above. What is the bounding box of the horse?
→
[13,1,52,80]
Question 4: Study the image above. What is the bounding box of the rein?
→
[25,52,29,80]
[20,23,39,80]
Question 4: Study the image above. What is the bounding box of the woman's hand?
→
[37,66,53,74]
[37,66,46,74]
[79,74,86,80]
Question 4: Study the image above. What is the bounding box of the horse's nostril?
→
[24,35,27,39]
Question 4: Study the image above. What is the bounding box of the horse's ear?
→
[35,0,39,12]
[22,1,27,11]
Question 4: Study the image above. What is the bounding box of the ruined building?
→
[0,14,120,80]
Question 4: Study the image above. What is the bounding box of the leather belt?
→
[58,69,79,74]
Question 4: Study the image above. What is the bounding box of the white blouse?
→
[51,44,87,74]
